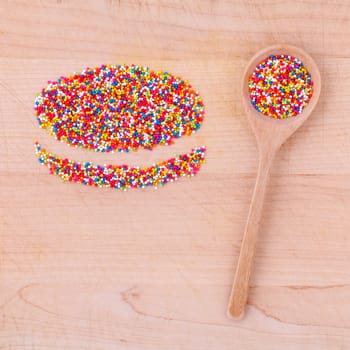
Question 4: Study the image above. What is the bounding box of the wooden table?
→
[1,0,350,348]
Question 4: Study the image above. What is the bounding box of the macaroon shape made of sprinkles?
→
[248,54,313,119]
[35,64,204,152]
[34,142,206,190]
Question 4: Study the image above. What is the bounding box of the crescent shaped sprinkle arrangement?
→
[35,64,204,152]
[34,142,205,190]
[34,64,206,189]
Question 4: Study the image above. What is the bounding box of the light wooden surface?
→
[1,0,350,349]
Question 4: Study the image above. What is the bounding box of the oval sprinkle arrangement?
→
[248,54,313,119]
[35,64,204,152]
[34,64,206,190]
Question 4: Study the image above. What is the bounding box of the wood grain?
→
[1,0,350,349]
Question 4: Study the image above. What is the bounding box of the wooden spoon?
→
[227,44,321,319]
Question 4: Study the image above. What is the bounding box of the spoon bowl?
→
[228,44,321,319]
[243,44,321,152]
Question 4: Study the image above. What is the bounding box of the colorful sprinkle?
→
[35,65,204,152]
[34,142,206,190]
[248,54,313,119]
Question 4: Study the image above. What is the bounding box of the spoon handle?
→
[228,149,276,319]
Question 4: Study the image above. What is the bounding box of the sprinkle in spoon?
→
[227,44,321,319]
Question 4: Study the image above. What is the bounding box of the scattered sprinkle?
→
[34,142,206,190]
[35,64,204,152]
[248,54,313,119]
